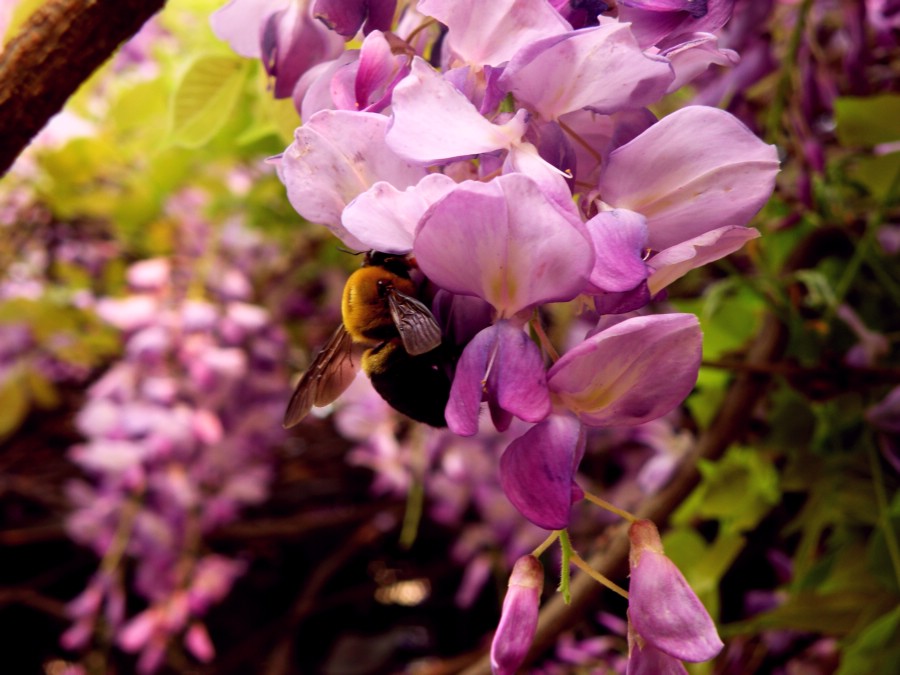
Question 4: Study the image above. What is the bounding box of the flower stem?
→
[583,491,637,523]
[570,552,629,600]
[531,531,560,558]
[557,529,573,604]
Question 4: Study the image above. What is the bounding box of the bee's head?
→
[365,251,412,278]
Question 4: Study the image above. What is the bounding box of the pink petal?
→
[415,174,593,316]
[627,630,690,675]
[586,209,650,293]
[499,414,584,530]
[548,314,701,427]
[648,225,760,294]
[260,0,345,98]
[628,520,724,662]
[419,0,571,67]
[210,0,282,58]
[499,22,674,120]
[276,110,427,247]
[598,106,779,251]
[342,173,457,253]
[661,32,739,92]
[491,555,545,675]
[445,322,551,435]
[619,0,736,48]
[385,58,529,163]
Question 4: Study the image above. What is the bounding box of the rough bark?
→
[0,0,167,176]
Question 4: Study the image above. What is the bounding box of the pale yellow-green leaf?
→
[169,54,249,148]
[0,369,30,440]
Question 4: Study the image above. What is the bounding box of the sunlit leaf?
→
[169,54,249,148]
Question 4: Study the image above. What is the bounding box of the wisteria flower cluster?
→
[63,205,289,671]
[212,0,779,670]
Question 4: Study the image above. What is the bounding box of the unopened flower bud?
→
[490,555,544,675]
[627,519,723,663]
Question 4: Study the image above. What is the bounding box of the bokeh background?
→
[1,0,899,673]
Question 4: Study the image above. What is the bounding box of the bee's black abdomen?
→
[365,342,451,428]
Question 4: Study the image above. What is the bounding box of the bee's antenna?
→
[336,247,365,256]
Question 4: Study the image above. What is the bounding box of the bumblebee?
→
[283,252,452,428]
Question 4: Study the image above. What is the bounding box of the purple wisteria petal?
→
[445,322,551,436]
[415,174,593,317]
[341,173,457,253]
[598,106,780,252]
[648,225,760,294]
[211,0,281,58]
[628,519,724,662]
[585,209,650,293]
[294,50,358,118]
[594,284,651,315]
[261,0,345,98]
[351,30,410,112]
[501,142,576,210]
[499,414,584,530]
[619,0,736,48]
[312,0,396,37]
[548,314,701,427]
[626,631,690,675]
[660,32,739,92]
[419,0,571,68]
[276,110,426,247]
[385,58,529,164]
[499,22,674,120]
[491,555,544,675]
[558,108,657,187]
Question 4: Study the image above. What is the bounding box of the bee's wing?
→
[387,290,442,356]
[283,325,358,428]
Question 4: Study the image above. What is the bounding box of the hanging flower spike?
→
[627,519,723,664]
[491,554,545,675]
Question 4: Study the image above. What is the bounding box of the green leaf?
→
[845,152,900,202]
[835,95,900,147]
[25,367,59,409]
[0,369,30,440]
[169,54,249,148]
[838,605,900,675]
[673,446,780,533]
[723,590,888,637]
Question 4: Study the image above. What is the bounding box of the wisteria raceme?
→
[211,0,779,670]
[62,206,289,671]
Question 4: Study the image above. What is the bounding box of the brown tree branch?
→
[0,0,167,176]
